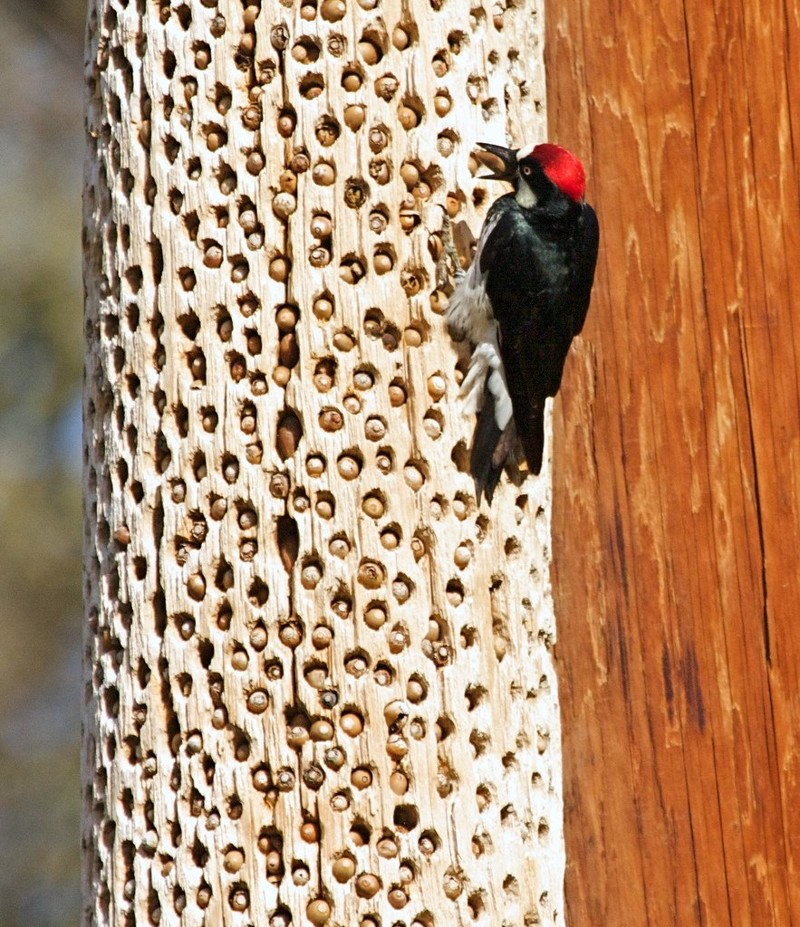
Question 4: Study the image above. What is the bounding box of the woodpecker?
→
[447,141,599,502]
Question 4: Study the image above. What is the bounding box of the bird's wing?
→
[495,312,550,474]
[446,198,513,344]
[571,203,600,336]
[477,196,521,277]
[483,209,574,473]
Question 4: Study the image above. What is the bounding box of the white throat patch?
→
[515,182,537,208]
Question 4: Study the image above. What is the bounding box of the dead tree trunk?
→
[82,2,561,926]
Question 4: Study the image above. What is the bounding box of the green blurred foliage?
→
[0,1,86,924]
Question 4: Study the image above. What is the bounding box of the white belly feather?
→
[446,210,514,432]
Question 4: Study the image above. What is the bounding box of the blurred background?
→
[0,1,85,923]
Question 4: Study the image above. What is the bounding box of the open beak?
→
[474,142,519,182]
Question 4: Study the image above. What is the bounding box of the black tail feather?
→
[469,390,508,503]
[471,397,547,502]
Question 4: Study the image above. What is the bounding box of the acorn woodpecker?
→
[447,142,599,502]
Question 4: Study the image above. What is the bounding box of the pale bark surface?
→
[82,2,561,926]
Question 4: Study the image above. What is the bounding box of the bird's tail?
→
[470,389,504,503]
[470,391,523,503]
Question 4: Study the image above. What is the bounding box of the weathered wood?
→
[82,2,568,926]
[547,0,800,924]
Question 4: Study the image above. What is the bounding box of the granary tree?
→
[82,2,563,926]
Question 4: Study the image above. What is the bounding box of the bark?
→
[548,0,800,924]
[82,2,563,926]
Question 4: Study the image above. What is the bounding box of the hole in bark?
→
[292,35,321,63]
[450,440,470,473]
[299,72,325,98]
[277,516,299,572]
[393,805,419,832]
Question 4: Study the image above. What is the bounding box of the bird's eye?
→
[521,165,532,176]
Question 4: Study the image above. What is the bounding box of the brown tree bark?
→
[548,1,800,924]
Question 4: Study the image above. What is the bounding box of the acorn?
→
[344,104,365,130]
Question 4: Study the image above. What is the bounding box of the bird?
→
[446,141,599,502]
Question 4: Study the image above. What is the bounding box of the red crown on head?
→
[518,143,587,203]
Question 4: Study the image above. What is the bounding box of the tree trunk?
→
[82,2,564,926]
[548,0,800,924]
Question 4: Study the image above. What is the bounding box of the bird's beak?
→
[474,143,519,182]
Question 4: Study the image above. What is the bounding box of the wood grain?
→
[547,0,800,923]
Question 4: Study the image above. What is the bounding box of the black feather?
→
[466,164,599,493]
[470,389,505,503]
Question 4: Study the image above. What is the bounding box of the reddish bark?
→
[548,1,800,924]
